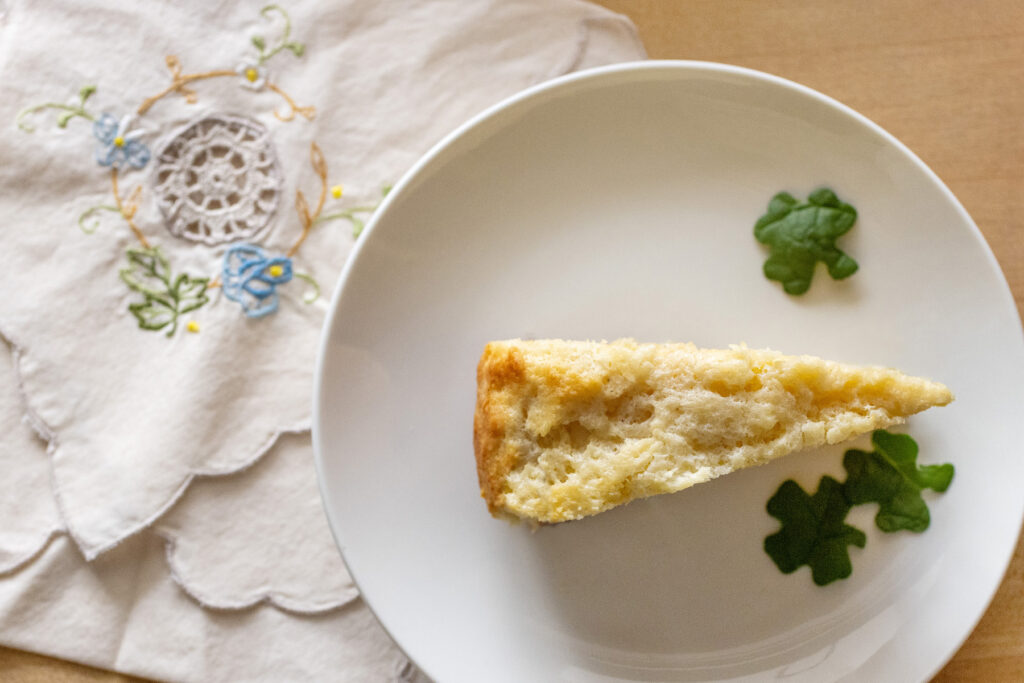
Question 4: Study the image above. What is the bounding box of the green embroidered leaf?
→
[843,430,954,533]
[293,271,321,304]
[121,247,173,303]
[754,187,858,295]
[765,476,866,586]
[120,247,210,336]
[129,299,177,333]
[15,85,98,133]
[77,204,120,235]
[350,216,366,238]
[125,247,171,279]
[318,184,392,239]
[171,274,211,315]
[254,4,303,63]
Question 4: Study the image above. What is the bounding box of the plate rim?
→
[312,59,1024,682]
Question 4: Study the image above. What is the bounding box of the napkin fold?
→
[0,341,62,575]
[155,432,356,613]
[0,533,428,683]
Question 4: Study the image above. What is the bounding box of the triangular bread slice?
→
[474,339,953,523]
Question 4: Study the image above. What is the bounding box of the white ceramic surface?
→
[313,62,1024,682]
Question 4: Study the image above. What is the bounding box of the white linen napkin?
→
[154,432,358,613]
[0,533,426,682]
[0,0,644,679]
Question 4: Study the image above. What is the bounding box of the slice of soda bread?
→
[474,339,953,523]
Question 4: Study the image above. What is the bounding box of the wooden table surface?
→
[1,1,1021,680]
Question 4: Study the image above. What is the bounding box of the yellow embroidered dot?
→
[186,320,200,333]
[331,184,343,199]
[245,68,259,82]
[267,264,284,278]
[113,136,125,147]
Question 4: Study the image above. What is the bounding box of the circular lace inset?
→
[153,115,282,245]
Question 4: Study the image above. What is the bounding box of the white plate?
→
[313,62,1024,682]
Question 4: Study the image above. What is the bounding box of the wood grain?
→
[1,1,1021,680]
[0,646,144,682]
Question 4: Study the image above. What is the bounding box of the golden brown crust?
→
[473,343,525,514]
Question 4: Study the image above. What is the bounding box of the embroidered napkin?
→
[0,0,644,680]
[0,0,643,560]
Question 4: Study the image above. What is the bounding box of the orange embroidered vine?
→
[137,57,235,115]
[135,4,314,120]
[288,142,328,257]
[267,82,316,122]
[111,169,150,248]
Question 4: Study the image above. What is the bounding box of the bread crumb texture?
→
[473,339,953,523]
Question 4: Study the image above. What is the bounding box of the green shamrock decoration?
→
[764,476,866,586]
[754,187,858,295]
[843,430,955,533]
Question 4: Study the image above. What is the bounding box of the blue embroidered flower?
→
[94,113,151,169]
[222,244,293,318]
